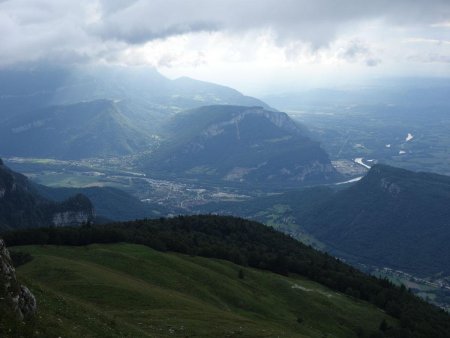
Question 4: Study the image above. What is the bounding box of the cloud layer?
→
[94,0,450,45]
[0,0,449,85]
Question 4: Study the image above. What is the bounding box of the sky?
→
[1,0,449,95]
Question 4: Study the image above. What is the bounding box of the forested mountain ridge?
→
[299,164,450,275]
[0,159,94,230]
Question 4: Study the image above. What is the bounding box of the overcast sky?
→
[1,0,449,94]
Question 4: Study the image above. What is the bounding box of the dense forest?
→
[4,215,450,338]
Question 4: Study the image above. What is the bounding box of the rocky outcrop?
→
[50,193,95,227]
[0,238,36,320]
[203,107,300,138]
[52,210,92,227]
[380,178,401,196]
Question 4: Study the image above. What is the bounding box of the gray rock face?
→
[202,108,300,138]
[18,285,37,319]
[380,178,401,196]
[52,210,92,227]
[0,238,37,320]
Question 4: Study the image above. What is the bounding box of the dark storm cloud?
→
[0,0,449,66]
[92,0,450,46]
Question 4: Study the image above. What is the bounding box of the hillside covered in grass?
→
[3,215,450,337]
[6,243,393,338]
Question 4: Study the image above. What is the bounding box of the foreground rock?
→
[0,238,36,320]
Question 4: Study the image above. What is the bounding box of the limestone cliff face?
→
[52,210,92,227]
[50,193,95,227]
[202,107,300,138]
[0,238,36,320]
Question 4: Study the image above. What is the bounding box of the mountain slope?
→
[5,215,450,337]
[0,100,151,159]
[195,186,335,242]
[0,66,271,127]
[298,164,450,275]
[144,105,339,187]
[169,76,273,111]
[0,66,273,160]
[49,66,273,119]
[193,165,450,308]
[204,164,450,276]
[0,159,94,230]
[9,243,393,338]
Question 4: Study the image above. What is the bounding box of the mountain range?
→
[0,65,271,159]
[0,65,340,187]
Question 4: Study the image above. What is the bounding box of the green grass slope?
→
[11,243,392,338]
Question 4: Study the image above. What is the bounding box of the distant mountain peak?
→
[145,104,339,187]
